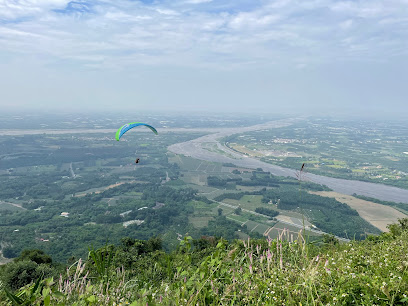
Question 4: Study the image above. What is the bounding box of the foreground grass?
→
[1,221,408,305]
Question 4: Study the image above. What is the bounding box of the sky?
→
[0,0,407,116]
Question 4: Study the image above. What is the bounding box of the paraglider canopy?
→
[115,122,158,141]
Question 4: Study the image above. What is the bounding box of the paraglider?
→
[115,122,158,164]
[115,122,158,141]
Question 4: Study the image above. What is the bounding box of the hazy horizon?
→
[1,0,407,118]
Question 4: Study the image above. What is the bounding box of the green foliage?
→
[194,195,213,204]
[2,247,18,259]
[3,275,46,306]
[207,176,227,187]
[322,234,339,245]
[261,189,381,239]
[387,218,408,238]
[214,192,246,201]
[1,261,53,291]
[2,219,408,305]
[234,207,242,215]
[254,207,279,217]
[15,249,52,265]
[87,244,114,288]
[200,216,239,241]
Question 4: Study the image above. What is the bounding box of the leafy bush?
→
[4,219,408,305]
[1,261,53,291]
[15,249,52,265]
[255,207,279,217]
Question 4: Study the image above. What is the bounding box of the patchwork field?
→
[309,191,407,232]
[222,195,265,211]
[188,216,212,229]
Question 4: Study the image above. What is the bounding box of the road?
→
[216,200,350,242]
[168,118,408,204]
[0,200,27,210]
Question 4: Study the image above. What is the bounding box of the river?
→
[168,118,408,204]
[1,121,407,204]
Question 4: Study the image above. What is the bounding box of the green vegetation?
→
[205,171,380,239]
[225,118,408,189]
[0,131,383,265]
[1,219,408,305]
[1,119,402,305]
[254,207,279,218]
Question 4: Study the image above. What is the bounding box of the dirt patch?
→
[309,191,407,232]
[75,181,136,197]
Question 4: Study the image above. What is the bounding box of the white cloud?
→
[229,12,280,30]
[0,0,69,19]
[339,19,353,29]
[0,0,407,71]
[155,8,179,16]
[185,0,213,4]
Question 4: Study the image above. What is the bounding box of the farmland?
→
[0,115,406,263]
[224,118,408,189]
[170,154,380,241]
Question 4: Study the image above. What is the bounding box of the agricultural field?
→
[0,115,404,264]
[224,118,408,189]
[309,191,407,232]
[170,153,385,241]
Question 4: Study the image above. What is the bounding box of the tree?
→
[387,218,408,237]
[322,234,339,245]
[1,260,53,291]
[2,247,17,259]
[234,207,242,215]
[218,208,223,216]
[16,249,52,264]
[255,207,279,217]
[207,176,227,187]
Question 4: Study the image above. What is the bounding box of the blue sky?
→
[0,0,407,116]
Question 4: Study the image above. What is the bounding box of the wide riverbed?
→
[169,118,408,204]
[2,121,407,204]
